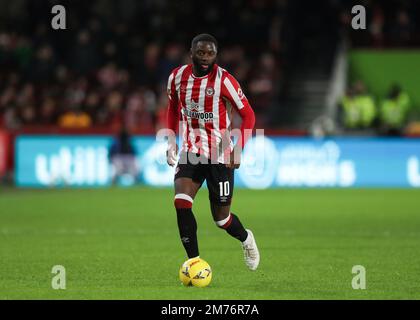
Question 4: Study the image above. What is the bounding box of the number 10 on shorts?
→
[219,181,230,197]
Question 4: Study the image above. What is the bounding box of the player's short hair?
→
[191,34,218,50]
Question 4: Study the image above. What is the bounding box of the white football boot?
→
[241,229,260,271]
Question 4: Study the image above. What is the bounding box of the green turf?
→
[1,187,420,299]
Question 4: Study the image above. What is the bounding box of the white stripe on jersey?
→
[181,114,188,153]
[212,67,222,138]
[167,72,174,98]
[213,67,224,163]
[175,65,188,100]
[225,100,234,154]
[225,101,231,130]
[198,78,209,157]
[173,65,188,148]
[185,75,198,154]
[223,76,244,109]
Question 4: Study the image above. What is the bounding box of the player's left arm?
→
[221,73,256,168]
[166,70,180,166]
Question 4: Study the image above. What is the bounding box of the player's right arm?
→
[166,70,179,166]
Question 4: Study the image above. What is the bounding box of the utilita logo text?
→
[35,147,109,186]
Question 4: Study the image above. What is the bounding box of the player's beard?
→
[192,57,215,77]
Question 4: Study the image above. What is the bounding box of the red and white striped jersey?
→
[167,64,255,163]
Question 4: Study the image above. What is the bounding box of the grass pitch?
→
[1,187,420,299]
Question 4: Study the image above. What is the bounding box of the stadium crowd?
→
[339,0,420,48]
[0,0,285,132]
[0,0,420,133]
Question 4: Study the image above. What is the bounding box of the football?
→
[179,258,212,288]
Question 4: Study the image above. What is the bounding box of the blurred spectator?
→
[339,80,376,130]
[27,44,57,83]
[20,105,37,125]
[84,91,102,121]
[97,90,124,129]
[248,52,278,126]
[16,83,36,107]
[97,63,121,90]
[71,30,98,76]
[39,97,58,125]
[390,10,414,46]
[109,128,138,185]
[1,0,419,134]
[154,91,169,131]
[370,4,385,47]
[159,44,184,83]
[137,43,161,88]
[58,106,92,128]
[339,0,420,48]
[2,107,21,129]
[405,121,420,136]
[340,88,360,129]
[124,89,154,132]
[379,84,411,135]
